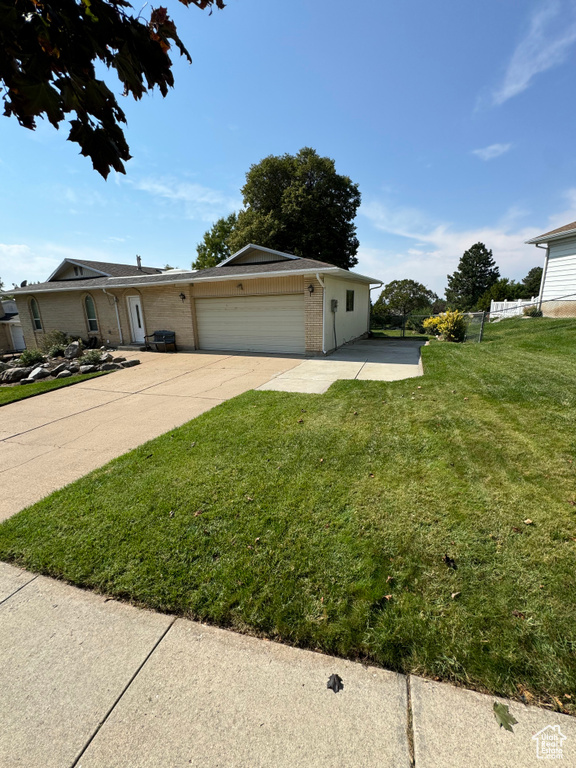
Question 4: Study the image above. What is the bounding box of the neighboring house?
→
[11,246,380,355]
[0,299,26,354]
[527,221,576,315]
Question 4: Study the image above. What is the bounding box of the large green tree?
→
[445,243,500,311]
[374,279,438,316]
[227,147,361,270]
[476,278,524,312]
[193,212,237,269]
[0,0,224,178]
[521,266,543,298]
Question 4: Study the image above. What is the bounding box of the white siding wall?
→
[322,276,370,352]
[542,239,576,301]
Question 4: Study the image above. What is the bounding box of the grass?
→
[0,372,106,406]
[1,317,575,712]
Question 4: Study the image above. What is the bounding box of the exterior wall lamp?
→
[179,292,186,302]
[307,284,315,295]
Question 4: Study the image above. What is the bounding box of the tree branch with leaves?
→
[0,0,225,178]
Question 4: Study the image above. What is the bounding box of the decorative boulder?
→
[100,362,121,371]
[29,366,50,380]
[51,363,69,376]
[0,362,9,373]
[100,352,114,363]
[112,357,126,364]
[68,364,80,373]
[120,359,140,368]
[64,341,82,359]
[56,370,73,379]
[2,367,33,383]
[79,365,97,375]
[19,378,35,385]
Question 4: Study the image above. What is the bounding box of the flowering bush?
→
[423,310,466,342]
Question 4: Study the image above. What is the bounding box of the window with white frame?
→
[30,298,42,330]
[84,295,98,332]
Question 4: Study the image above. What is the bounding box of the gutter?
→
[102,288,123,344]
[13,268,381,296]
[535,243,548,311]
[369,280,384,335]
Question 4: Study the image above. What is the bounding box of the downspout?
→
[102,288,123,345]
[535,243,548,311]
[315,273,327,354]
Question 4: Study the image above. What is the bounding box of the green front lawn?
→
[1,318,575,712]
[0,372,106,406]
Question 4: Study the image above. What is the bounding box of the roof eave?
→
[526,227,576,245]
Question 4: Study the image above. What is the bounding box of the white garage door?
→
[196,294,306,354]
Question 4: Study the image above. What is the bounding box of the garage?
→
[195,294,306,354]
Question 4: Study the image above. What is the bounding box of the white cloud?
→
[493,0,576,105]
[133,177,241,223]
[472,143,512,161]
[358,193,576,294]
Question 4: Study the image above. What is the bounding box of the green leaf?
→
[493,702,518,732]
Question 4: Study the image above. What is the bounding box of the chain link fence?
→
[371,312,486,343]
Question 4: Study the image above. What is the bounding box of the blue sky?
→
[2,0,576,295]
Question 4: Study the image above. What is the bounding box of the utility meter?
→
[331,299,338,312]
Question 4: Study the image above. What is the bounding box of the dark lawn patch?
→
[0,372,107,406]
[1,318,575,712]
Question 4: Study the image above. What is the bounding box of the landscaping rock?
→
[56,370,73,379]
[112,357,126,363]
[100,352,114,363]
[79,365,97,375]
[64,341,82,360]
[67,364,80,374]
[2,367,32,383]
[29,367,50,381]
[120,359,140,368]
[0,362,9,373]
[100,362,121,371]
[19,378,34,385]
[51,363,69,376]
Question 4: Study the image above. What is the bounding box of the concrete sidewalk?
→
[259,339,424,394]
[1,562,574,768]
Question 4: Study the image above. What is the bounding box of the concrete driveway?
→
[0,339,423,520]
[0,350,302,520]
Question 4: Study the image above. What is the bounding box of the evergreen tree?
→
[445,243,499,310]
[521,266,543,298]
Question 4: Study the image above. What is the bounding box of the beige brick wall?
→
[13,274,326,354]
[192,276,303,298]
[113,285,196,349]
[14,290,120,349]
[304,276,324,354]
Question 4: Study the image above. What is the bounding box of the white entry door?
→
[127,296,146,344]
[9,324,26,351]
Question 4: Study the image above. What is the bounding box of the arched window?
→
[84,295,98,332]
[30,298,42,330]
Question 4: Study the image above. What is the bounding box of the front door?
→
[9,324,26,351]
[127,296,146,344]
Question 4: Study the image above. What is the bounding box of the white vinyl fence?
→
[489,297,538,318]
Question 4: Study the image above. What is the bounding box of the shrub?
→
[423,310,467,342]
[47,344,66,358]
[18,349,45,366]
[523,305,543,318]
[37,330,69,353]
[79,349,103,366]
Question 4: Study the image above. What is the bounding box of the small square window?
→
[346,290,355,312]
